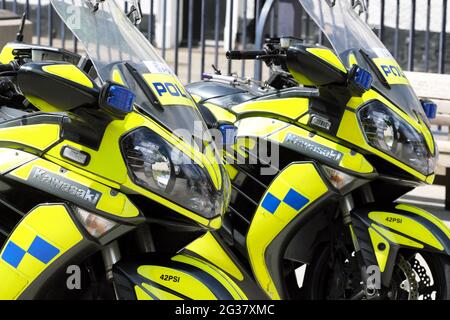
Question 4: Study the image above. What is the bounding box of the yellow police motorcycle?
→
[186,0,450,300]
[0,0,252,300]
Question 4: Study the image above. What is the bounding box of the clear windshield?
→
[298,0,427,121]
[51,0,169,82]
[50,0,207,135]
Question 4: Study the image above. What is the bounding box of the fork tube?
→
[340,194,361,253]
[340,194,354,226]
[361,184,375,204]
[102,241,121,281]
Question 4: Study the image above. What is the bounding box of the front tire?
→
[300,246,450,300]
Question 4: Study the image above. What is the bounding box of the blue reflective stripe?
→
[283,189,309,211]
[2,241,26,268]
[27,236,60,264]
[261,193,281,214]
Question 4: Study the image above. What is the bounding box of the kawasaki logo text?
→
[29,167,102,206]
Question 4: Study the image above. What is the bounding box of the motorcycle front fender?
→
[112,232,267,300]
[352,203,450,287]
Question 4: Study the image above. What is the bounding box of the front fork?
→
[104,225,156,298]
[339,184,381,300]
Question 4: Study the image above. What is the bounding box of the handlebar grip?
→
[0,63,16,73]
[226,50,266,60]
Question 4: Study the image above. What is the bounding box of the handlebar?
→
[0,63,17,73]
[226,50,266,60]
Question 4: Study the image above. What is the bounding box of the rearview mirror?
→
[127,0,143,26]
[17,62,99,112]
[286,44,347,87]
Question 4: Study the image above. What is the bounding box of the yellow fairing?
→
[204,102,237,123]
[236,117,289,138]
[231,116,374,176]
[8,158,139,219]
[354,204,450,277]
[191,93,202,103]
[134,286,154,300]
[137,265,217,300]
[172,255,247,300]
[184,232,244,281]
[0,44,15,64]
[232,98,309,121]
[268,124,374,175]
[0,204,83,299]
[247,163,328,299]
[0,148,37,174]
[226,164,239,181]
[26,96,61,113]
[141,283,182,300]
[0,124,60,152]
[339,89,435,182]
[396,204,450,239]
[306,47,347,73]
[42,64,94,89]
[369,212,443,251]
[368,227,390,272]
[371,224,423,249]
[112,68,126,85]
[365,204,450,253]
[44,112,221,228]
[135,250,247,300]
[45,112,146,185]
[45,112,221,189]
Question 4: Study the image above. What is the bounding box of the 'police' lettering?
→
[153,82,167,96]
[380,65,406,79]
[152,82,187,98]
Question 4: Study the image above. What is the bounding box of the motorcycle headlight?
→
[122,127,225,219]
[358,101,435,176]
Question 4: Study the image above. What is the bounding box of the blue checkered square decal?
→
[261,193,282,214]
[28,236,60,264]
[1,235,60,268]
[261,188,309,214]
[283,189,309,211]
[2,241,26,268]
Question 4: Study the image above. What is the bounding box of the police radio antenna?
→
[16,12,26,43]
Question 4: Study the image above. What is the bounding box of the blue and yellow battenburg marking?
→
[0,205,83,299]
[2,236,60,268]
[261,189,309,214]
[246,163,329,299]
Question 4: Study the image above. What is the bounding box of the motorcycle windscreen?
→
[50,0,208,136]
[297,0,428,124]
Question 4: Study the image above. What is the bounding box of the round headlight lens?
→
[122,127,226,219]
[131,142,174,192]
[358,101,435,176]
[383,122,395,150]
[149,155,171,190]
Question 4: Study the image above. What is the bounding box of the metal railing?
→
[0,0,449,83]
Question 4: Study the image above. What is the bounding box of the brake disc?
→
[398,255,419,300]
[412,258,434,300]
